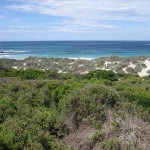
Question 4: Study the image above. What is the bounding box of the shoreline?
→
[1,54,150,60]
[0,56,150,77]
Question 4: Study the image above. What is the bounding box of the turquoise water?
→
[0,41,150,59]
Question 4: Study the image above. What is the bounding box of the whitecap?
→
[0,50,30,54]
[0,55,10,58]
[68,57,94,60]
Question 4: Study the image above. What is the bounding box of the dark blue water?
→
[0,41,150,59]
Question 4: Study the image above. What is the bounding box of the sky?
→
[0,0,150,41]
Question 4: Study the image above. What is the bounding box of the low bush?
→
[58,84,120,130]
[101,138,120,150]
[83,70,118,81]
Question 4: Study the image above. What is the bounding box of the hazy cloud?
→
[1,0,150,40]
[7,0,150,22]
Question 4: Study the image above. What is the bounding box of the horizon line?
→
[0,40,150,42]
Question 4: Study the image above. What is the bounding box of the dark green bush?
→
[84,70,118,81]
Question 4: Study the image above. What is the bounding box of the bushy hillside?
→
[0,56,150,76]
[0,68,150,150]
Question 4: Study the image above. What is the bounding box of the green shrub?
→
[101,138,120,150]
[117,110,126,120]
[0,68,149,149]
[92,120,102,129]
[83,70,118,81]
[111,120,121,132]
[11,69,47,79]
[91,131,104,143]
[58,84,120,129]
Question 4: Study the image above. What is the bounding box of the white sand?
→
[104,61,119,71]
[69,62,74,65]
[113,70,117,73]
[103,61,112,70]
[12,66,18,69]
[105,61,112,66]
[105,61,119,66]
[128,62,136,69]
[81,71,89,74]
[122,68,128,74]
[53,62,59,64]
[78,64,84,67]
[58,69,62,73]
[138,60,150,77]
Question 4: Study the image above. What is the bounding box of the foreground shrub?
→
[58,84,120,131]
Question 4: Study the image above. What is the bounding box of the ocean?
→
[0,41,150,60]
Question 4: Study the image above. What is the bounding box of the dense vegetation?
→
[0,67,150,150]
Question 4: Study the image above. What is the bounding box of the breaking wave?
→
[0,50,30,55]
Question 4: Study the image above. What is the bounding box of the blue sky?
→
[0,0,150,41]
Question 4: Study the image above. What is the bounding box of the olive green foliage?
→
[114,75,150,120]
[84,70,118,81]
[0,69,73,80]
[101,138,120,150]
[111,120,121,132]
[58,84,120,130]
[0,68,150,149]
[91,131,104,143]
